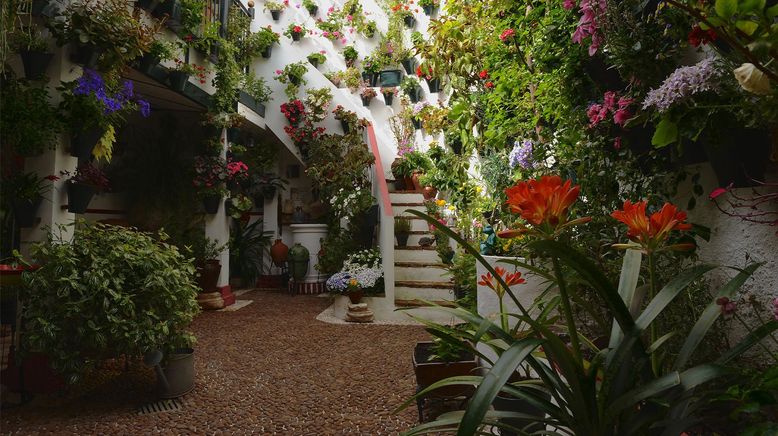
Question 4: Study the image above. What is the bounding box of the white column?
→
[204,128,231,287]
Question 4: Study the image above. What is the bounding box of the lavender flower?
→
[642,57,723,113]
[326,271,352,292]
[74,69,150,117]
[509,140,533,169]
[412,101,429,116]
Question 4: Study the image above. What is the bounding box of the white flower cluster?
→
[342,249,383,288]
[329,185,364,217]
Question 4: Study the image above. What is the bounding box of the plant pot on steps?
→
[70,126,106,159]
[379,69,403,87]
[168,71,190,92]
[347,289,363,304]
[383,92,394,106]
[406,87,421,103]
[158,348,195,398]
[412,341,477,411]
[426,77,441,93]
[361,96,373,107]
[401,58,416,75]
[12,197,42,228]
[411,172,423,191]
[404,176,416,191]
[202,195,222,214]
[20,51,53,79]
[196,259,221,293]
[403,15,416,28]
[396,233,410,247]
[67,183,95,214]
[393,179,406,191]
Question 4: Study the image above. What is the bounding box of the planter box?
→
[20,51,53,80]
[67,183,95,214]
[413,341,477,399]
[238,90,266,117]
[379,69,403,87]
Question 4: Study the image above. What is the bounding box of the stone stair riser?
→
[395,265,450,282]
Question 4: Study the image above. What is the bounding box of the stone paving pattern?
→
[2,291,431,435]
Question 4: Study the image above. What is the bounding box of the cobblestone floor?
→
[1,291,431,435]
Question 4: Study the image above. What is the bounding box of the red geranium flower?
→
[485,81,494,88]
[688,26,717,47]
[611,200,693,252]
[499,28,515,42]
[478,69,489,79]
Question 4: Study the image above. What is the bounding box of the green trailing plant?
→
[400,76,420,93]
[307,51,326,66]
[362,20,377,38]
[264,1,286,12]
[241,72,272,103]
[242,25,280,61]
[0,172,56,209]
[302,0,317,14]
[146,39,175,62]
[21,222,200,384]
[179,0,206,38]
[274,61,308,99]
[0,78,63,157]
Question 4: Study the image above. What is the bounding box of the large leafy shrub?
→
[21,222,200,383]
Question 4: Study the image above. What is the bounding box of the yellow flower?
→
[448,205,455,211]
[436,199,446,207]
[349,278,358,286]
[476,186,482,193]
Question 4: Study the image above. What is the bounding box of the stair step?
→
[395,280,454,289]
[394,286,456,302]
[395,245,436,250]
[389,192,426,204]
[395,299,457,308]
[395,261,448,268]
[394,248,441,262]
[392,202,425,207]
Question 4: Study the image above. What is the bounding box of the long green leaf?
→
[717,320,778,365]
[635,264,716,331]
[609,250,642,349]
[395,375,483,413]
[496,257,555,281]
[457,338,544,436]
[673,263,762,370]
[529,239,635,334]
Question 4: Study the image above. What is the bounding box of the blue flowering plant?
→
[59,69,150,133]
[326,249,384,295]
[508,139,534,171]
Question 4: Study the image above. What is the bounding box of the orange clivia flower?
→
[504,176,583,231]
[478,266,525,299]
[611,200,693,252]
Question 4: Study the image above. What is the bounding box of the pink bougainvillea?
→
[571,0,606,56]
[587,91,633,128]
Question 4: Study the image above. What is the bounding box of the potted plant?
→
[405,149,433,190]
[192,155,228,214]
[138,39,174,75]
[412,339,477,420]
[416,63,440,93]
[395,216,411,247]
[411,101,429,130]
[0,79,63,157]
[307,51,327,68]
[343,45,359,68]
[275,62,308,86]
[48,0,159,72]
[1,173,57,228]
[302,0,318,15]
[360,85,377,107]
[379,69,403,87]
[434,228,454,264]
[169,58,208,92]
[21,223,199,387]
[59,69,150,160]
[62,162,110,214]
[240,73,271,117]
[229,218,273,289]
[400,77,422,103]
[188,234,225,295]
[10,26,52,79]
[362,20,377,38]
[264,1,286,20]
[343,67,363,92]
[249,173,287,204]
[284,23,307,42]
[254,26,280,58]
[325,249,384,303]
[333,105,358,134]
[381,87,398,106]
[419,0,438,15]
[362,55,381,86]
[398,50,416,75]
[280,99,306,126]
[325,71,343,87]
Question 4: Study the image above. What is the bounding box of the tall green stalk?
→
[551,256,582,365]
[648,253,659,375]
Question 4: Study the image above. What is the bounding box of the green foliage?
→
[241,72,272,103]
[307,52,326,65]
[395,216,411,234]
[179,0,206,38]
[0,78,63,156]
[21,222,200,384]
[229,219,272,285]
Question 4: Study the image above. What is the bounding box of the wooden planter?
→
[413,341,477,399]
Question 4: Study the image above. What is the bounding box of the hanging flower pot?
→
[73,43,102,69]
[70,126,106,159]
[11,197,42,228]
[405,87,421,103]
[153,0,182,24]
[138,53,160,75]
[383,91,395,106]
[361,95,373,107]
[168,71,190,92]
[136,0,162,13]
[289,75,301,86]
[426,77,441,93]
[20,51,53,80]
[401,58,416,75]
[361,71,372,83]
[270,9,282,20]
[307,5,318,15]
[403,15,416,28]
[341,120,351,134]
[67,183,95,214]
[202,194,222,214]
[379,69,403,87]
[422,5,435,15]
[291,32,302,42]
[370,73,379,87]
[412,118,421,130]
[261,45,273,58]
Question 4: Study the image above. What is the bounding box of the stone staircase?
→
[390,190,456,308]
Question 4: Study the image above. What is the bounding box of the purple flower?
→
[73,69,150,116]
[642,57,723,113]
[509,140,533,169]
[138,99,151,118]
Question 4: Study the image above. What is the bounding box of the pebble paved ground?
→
[1,291,432,435]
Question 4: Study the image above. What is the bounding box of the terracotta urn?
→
[270,239,289,267]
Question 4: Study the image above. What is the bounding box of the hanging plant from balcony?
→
[280,99,306,126]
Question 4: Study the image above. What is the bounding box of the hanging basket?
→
[202,195,222,214]
[261,45,273,58]
[426,77,441,93]
[270,9,281,20]
[67,183,95,214]
[422,5,435,15]
[20,51,53,80]
[403,15,416,28]
[291,32,302,42]
[70,126,106,159]
[341,120,351,134]
[168,71,190,92]
[401,58,416,75]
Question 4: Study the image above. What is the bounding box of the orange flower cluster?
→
[611,200,693,252]
[478,266,525,299]
[504,175,582,228]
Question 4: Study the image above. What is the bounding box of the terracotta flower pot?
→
[422,186,437,200]
[411,173,423,191]
[196,259,221,293]
[270,239,289,267]
[348,289,363,304]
